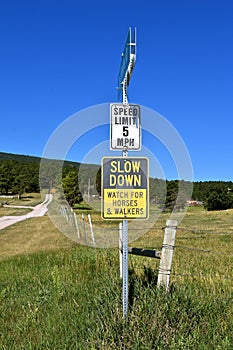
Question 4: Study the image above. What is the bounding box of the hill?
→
[1,152,233,210]
[0,151,81,167]
[0,151,100,171]
[0,151,100,196]
[0,152,42,163]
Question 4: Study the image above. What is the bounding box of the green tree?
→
[0,163,11,194]
[165,180,178,211]
[95,167,101,196]
[62,171,83,207]
[204,191,233,211]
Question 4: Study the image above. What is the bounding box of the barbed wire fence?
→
[127,225,233,284]
[58,204,232,284]
[59,204,95,248]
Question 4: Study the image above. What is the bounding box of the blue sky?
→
[0,0,233,181]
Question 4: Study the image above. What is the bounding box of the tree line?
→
[0,153,233,211]
[0,160,40,195]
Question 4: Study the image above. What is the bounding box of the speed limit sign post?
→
[110,103,141,150]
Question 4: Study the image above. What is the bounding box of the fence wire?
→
[177,227,233,235]
[174,245,233,257]
[169,272,233,281]
[127,225,232,283]
[128,259,233,282]
[57,204,232,283]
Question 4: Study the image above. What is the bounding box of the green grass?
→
[0,216,74,260]
[0,193,43,207]
[0,207,32,216]
[0,206,232,349]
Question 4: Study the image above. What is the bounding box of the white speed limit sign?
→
[110,104,141,150]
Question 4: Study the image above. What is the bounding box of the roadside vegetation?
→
[0,204,232,349]
[0,153,232,348]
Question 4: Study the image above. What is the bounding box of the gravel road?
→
[0,194,53,231]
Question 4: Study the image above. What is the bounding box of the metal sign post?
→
[120,28,136,320]
[102,27,137,320]
[118,28,136,102]
[122,216,128,319]
[122,74,129,320]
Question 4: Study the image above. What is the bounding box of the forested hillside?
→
[0,152,42,163]
[0,153,100,198]
[0,159,39,194]
[0,152,233,210]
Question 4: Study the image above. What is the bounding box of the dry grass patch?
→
[0,215,75,260]
[0,207,32,216]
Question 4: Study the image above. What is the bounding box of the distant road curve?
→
[0,194,53,231]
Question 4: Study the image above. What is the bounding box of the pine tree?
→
[62,171,83,207]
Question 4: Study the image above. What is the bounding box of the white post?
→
[73,212,80,239]
[64,206,69,222]
[62,206,66,218]
[68,207,72,223]
[88,214,96,249]
[157,219,177,291]
[70,207,75,230]
[82,213,87,244]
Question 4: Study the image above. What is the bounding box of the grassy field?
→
[0,202,232,349]
[0,193,44,207]
[0,207,32,216]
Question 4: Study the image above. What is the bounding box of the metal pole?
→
[119,222,123,278]
[122,218,128,319]
[122,75,128,319]
[117,27,136,319]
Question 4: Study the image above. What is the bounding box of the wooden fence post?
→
[157,219,177,291]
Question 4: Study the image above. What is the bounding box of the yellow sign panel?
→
[101,157,149,220]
